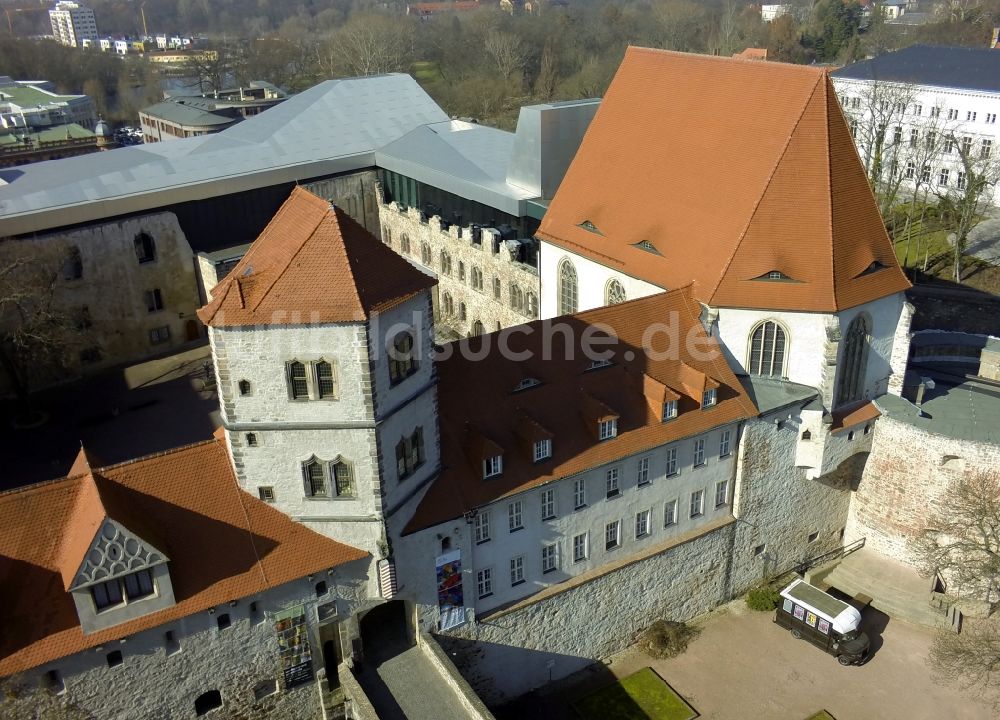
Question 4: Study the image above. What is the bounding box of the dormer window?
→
[484,455,503,479]
[753,270,798,282]
[702,388,717,408]
[633,240,662,255]
[91,569,155,611]
[533,439,552,462]
[663,400,678,421]
[856,260,888,278]
[598,419,618,440]
[578,220,602,234]
[514,377,541,392]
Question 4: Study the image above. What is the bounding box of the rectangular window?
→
[909,129,918,148]
[316,361,337,399]
[939,168,950,186]
[892,125,902,144]
[508,501,523,532]
[702,388,716,408]
[905,161,915,179]
[958,171,967,189]
[91,579,124,610]
[477,568,493,598]
[636,457,650,486]
[693,438,706,467]
[948,108,958,120]
[930,106,940,118]
[533,438,552,462]
[396,428,424,480]
[662,400,677,420]
[988,113,997,124]
[258,486,275,502]
[289,362,308,400]
[149,326,170,345]
[510,556,525,586]
[664,499,678,527]
[541,544,557,573]
[573,478,586,509]
[983,139,993,158]
[690,489,705,518]
[968,111,977,122]
[484,455,503,479]
[145,288,163,312]
[945,138,955,154]
[962,136,973,155]
[606,467,620,498]
[715,479,730,508]
[573,532,588,562]
[474,511,491,543]
[665,447,678,476]
[913,104,922,116]
[720,430,732,458]
[123,569,154,600]
[635,509,651,538]
[926,130,937,150]
[541,488,555,520]
[921,164,931,183]
[598,419,618,440]
[605,520,621,550]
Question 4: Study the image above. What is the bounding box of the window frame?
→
[605,467,620,498]
[541,543,558,574]
[510,555,525,586]
[507,500,523,532]
[557,258,578,315]
[540,488,555,520]
[605,520,621,551]
[635,509,651,538]
[533,438,552,462]
[664,498,678,527]
[389,332,417,386]
[690,489,705,518]
[665,447,678,477]
[598,419,618,441]
[573,477,586,510]
[484,455,503,479]
[693,438,706,467]
[572,532,588,562]
[720,429,732,458]
[715,479,730,508]
[747,320,788,378]
[477,567,493,599]
[474,511,491,544]
[636,456,650,486]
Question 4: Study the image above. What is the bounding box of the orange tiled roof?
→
[830,400,880,434]
[198,186,436,327]
[403,287,759,533]
[0,438,367,675]
[536,47,911,313]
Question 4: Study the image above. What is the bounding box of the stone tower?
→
[198,187,441,575]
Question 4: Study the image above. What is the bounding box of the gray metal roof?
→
[832,45,1000,94]
[140,100,239,127]
[0,73,448,236]
[375,120,535,216]
[874,378,1000,444]
[737,375,819,416]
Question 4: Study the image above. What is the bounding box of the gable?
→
[69,519,168,591]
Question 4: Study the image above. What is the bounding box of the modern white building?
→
[0,76,96,131]
[760,3,793,21]
[832,44,1000,206]
[49,1,99,48]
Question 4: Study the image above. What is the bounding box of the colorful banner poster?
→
[274,605,314,689]
[436,550,466,630]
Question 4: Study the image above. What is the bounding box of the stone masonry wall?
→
[12,564,370,720]
[377,202,539,336]
[847,415,1000,567]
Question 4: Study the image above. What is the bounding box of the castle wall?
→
[13,563,369,720]
[847,414,1000,567]
[377,203,539,336]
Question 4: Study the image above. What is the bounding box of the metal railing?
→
[788,536,866,578]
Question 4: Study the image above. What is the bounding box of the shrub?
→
[745,584,781,611]
[639,620,698,659]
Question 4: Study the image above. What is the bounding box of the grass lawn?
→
[573,667,697,720]
[411,61,443,82]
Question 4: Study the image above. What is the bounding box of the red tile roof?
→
[403,287,758,533]
[536,47,911,313]
[198,186,436,327]
[830,400,880,434]
[0,437,366,675]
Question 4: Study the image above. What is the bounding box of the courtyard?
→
[499,600,994,720]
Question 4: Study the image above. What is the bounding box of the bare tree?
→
[484,31,527,82]
[330,14,415,77]
[181,45,234,94]
[929,618,1000,711]
[935,131,1000,281]
[0,240,88,423]
[910,470,1000,605]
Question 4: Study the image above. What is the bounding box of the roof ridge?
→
[91,436,222,475]
[823,76,840,310]
[708,71,826,305]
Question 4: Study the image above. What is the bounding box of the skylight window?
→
[856,260,888,278]
[753,270,799,282]
[632,240,662,256]
[588,358,613,370]
[514,377,541,392]
[578,220,602,234]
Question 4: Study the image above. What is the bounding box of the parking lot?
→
[608,601,992,720]
[502,600,993,720]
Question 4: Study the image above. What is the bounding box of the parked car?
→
[775,579,870,665]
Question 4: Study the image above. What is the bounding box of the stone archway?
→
[359,600,411,664]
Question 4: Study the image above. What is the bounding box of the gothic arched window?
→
[605,279,626,305]
[747,320,788,378]
[558,259,578,315]
[471,320,484,336]
[837,315,871,406]
[526,292,538,319]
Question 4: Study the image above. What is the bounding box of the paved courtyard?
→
[502,600,993,720]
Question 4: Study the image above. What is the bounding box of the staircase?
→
[812,548,953,631]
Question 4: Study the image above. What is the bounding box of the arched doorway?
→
[359,600,411,664]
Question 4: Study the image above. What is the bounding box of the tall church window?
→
[442,292,454,317]
[288,361,308,399]
[526,292,538,319]
[471,267,484,292]
[400,234,410,254]
[747,321,788,377]
[605,279,626,305]
[389,332,416,384]
[316,361,337,399]
[493,276,502,301]
[471,320,484,336]
[558,259,578,315]
[510,284,524,313]
[837,315,871,407]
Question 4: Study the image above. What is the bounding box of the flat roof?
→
[140,99,238,127]
[0,73,449,236]
[832,45,1000,94]
[874,376,1000,444]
